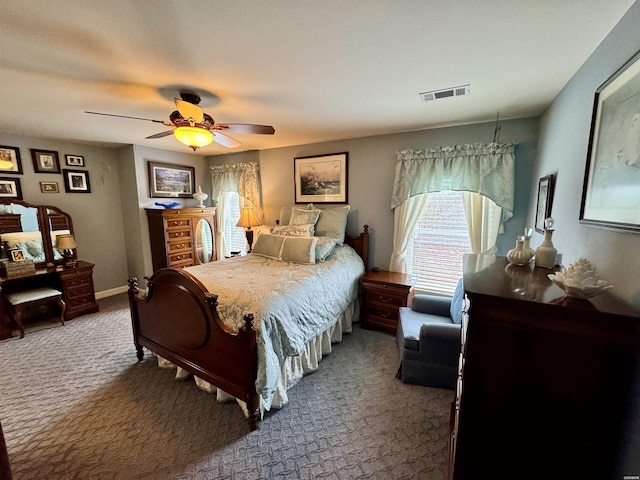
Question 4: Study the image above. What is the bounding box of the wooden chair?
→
[5,288,66,339]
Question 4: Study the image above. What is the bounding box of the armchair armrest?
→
[420,322,461,343]
[412,294,452,317]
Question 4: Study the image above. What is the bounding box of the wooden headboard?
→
[345,225,369,270]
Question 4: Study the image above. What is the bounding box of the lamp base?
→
[245,229,255,253]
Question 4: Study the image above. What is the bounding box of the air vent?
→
[419,84,470,102]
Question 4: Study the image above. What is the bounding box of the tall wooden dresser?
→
[449,255,640,480]
[146,207,216,271]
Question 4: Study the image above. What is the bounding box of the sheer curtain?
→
[390,143,515,272]
[210,162,262,258]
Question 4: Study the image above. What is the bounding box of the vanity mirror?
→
[0,199,74,268]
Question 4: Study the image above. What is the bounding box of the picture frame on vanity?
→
[31,149,61,174]
[0,145,23,174]
[535,174,554,233]
[62,169,91,193]
[0,177,22,200]
[580,48,640,233]
[148,160,195,198]
[294,152,348,204]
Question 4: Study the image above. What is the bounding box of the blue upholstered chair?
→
[395,279,464,389]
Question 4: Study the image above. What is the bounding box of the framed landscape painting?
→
[580,49,640,232]
[294,152,348,204]
[148,161,195,198]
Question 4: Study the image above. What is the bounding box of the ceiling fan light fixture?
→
[173,126,213,151]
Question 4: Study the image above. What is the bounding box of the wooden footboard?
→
[127,268,260,431]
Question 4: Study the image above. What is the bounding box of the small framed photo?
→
[31,149,61,174]
[10,249,26,262]
[0,177,22,200]
[535,175,555,233]
[62,169,91,193]
[40,181,59,193]
[65,154,85,167]
[0,145,23,174]
[294,152,348,204]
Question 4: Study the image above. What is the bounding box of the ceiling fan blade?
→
[145,130,175,139]
[215,123,275,135]
[85,111,166,124]
[174,99,204,123]
[212,131,241,148]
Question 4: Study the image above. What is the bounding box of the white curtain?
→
[210,162,262,258]
[389,194,427,272]
[390,142,516,271]
[462,191,502,254]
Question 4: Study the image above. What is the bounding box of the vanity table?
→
[0,200,98,339]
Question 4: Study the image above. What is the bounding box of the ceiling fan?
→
[86,92,275,151]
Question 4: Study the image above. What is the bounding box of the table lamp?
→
[236,207,262,253]
[56,234,77,268]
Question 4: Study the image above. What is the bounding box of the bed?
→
[128,206,369,431]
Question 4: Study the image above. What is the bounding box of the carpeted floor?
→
[0,294,452,479]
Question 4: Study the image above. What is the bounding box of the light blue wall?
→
[529,1,640,309]
[209,117,539,271]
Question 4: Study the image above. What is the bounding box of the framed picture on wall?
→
[0,177,23,200]
[580,48,640,232]
[0,145,23,174]
[65,154,85,167]
[294,152,348,204]
[62,169,91,193]
[40,181,59,193]
[148,161,195,198]
[31,149,61,173]
[535,174,555,233]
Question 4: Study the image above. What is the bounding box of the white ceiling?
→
[0,1,635,155]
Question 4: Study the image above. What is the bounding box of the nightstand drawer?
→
[361,270,413,334]
[365,289,407,308]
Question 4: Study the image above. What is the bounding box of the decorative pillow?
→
[270,223,315,237]
[450,279,464,325]
[280,236,318,264]
[315,237,337,263]
[289,208,320,226]
[310,205,350,244]
[278,206,293,226]
[251,234,285,259]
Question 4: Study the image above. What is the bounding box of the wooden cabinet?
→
[361,270,413,334]
[449,255,640,480]
[0,214,22,233]
[57,260,99,320]
[146,208,216,271]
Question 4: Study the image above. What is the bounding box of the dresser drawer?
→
[66,283,94,299]
[164,217,192,229]
[67,294,96,309]
[61,274,91,289]
[166,228,191,241]
[168,251,193,266]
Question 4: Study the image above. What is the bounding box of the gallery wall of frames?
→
[0,145,91,200]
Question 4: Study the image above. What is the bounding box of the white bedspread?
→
[182,244,364,410]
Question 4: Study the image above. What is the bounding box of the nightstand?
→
[361,270,413,334]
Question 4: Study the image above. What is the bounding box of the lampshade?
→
[236,207,262,229]
[173,126,213,151]
[56,234,77,250]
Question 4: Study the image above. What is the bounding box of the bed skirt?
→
[155,297,360,417]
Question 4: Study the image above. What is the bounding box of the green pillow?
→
[252,234,285,259]
[281,236,317,264]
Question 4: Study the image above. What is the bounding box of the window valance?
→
[391,143,516,223]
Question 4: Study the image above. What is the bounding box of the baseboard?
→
[95,285,128,299]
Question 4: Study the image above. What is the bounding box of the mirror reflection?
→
[0,200,74,268]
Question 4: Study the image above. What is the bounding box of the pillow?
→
[251,234,285,259]
[450,279,464,325]
[315,237,337,262]
[312,205,350,244]
[280,236,318,264]
[278,206,293,225]
[270,223,315,237]
[289,208,320,226]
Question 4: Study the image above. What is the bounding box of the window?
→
[220,192,248,256]
[406,190,472,296]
